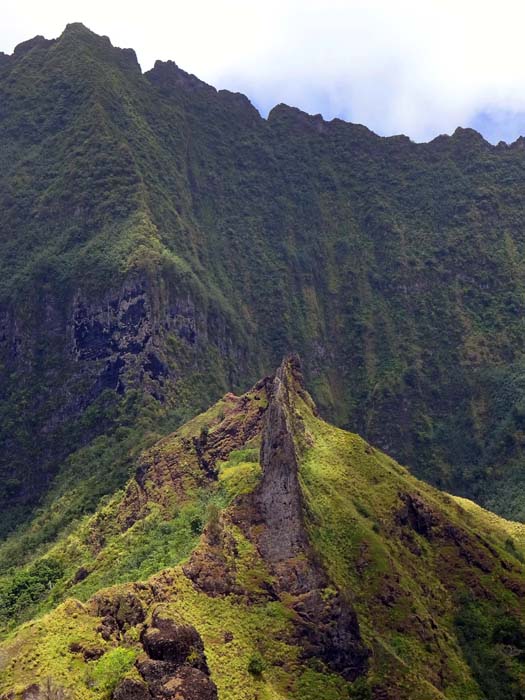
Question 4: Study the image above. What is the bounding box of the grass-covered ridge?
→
[0,359,524,699]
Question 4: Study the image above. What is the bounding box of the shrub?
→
[87,647,137,692]
[492,617,525,649]
[349,678,372,699]
[247,652,265,676]
[0,557,64,623]
[190,516,203,535]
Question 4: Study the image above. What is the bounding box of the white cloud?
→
[3,0,525,142]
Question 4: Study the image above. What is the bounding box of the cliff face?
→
[256,355,308,565]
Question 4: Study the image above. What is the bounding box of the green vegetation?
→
[0,558,63,624]
[2,21,525,700]
[246,652,265,676]
[0,363,524,698]
[87,648,137,694]
[455,599,525,700]
[3,24,525,560]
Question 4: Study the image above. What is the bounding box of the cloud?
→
[3,0,525,142]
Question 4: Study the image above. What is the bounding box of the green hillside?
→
[4,24,525,548]
[0,356,524,700]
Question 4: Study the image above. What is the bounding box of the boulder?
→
[152,667,217,700]
[113,678,151,700]
[141,614,208,673]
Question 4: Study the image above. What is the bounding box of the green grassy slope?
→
[0,359,524,700]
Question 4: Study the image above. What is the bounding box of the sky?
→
[3,0,525,144]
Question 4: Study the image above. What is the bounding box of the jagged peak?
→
[8,23,141,74]
[428,125,491,151]
[12,35,55,58]
[270,353,318,419]
[61,22,96,37]
[267,103,329,134]
[449,126,491,148]
[146,59,216,94]
[267,103,383,144]
[273,352,304,391]
[255,354,312,567]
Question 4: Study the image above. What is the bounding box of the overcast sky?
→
[3,0,525,143]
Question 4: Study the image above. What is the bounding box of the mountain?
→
[4,24,525,547]
[2,25,525,698]
[0,356,524,700]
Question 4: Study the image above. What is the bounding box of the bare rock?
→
[141,613,208,673]
[136,657,181,684]
[293,589,370,681]
[255,355,310,576]
[72,566,90,584]
[112,678,151,700]
[397,492,440,539]
[152,667,217,700]
[21,685,40,700]
[69,641,105,661]
[90,589,146,630]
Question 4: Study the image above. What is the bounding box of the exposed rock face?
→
[114,611,217,700]
[0,265,248,535]
[292,589,370,681]
[256,355,308,568]
[90,585,152,639]
[154,667,217,700]
[113,678,150,700]
[72,282,167,398]
[118,378,270,532]
[68,641,104,661]
[141,612,209,672]
[235,356,370,680]
[397,492,440,539]
[183,520,241,597]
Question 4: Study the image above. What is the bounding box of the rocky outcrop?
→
[90,585,153,639]
[292,589,371,681]
[183,519,241,597]
[234,356,370,680]
[396,492,440,539]
[258,358,369,678]
[141,611,209,672]
[255,355,309,569]
[117,378,270,532]
[112,610,217,700]
[153,667,217,700]
[395,491,498,572]
[72,282,166,398]
[113,678,150,700]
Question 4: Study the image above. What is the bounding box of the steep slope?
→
[4,22,525,540]
[0,357,524,700]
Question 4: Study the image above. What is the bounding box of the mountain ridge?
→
[2,23,525,554]
[0,356,524,699]
[6,22,517,147]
